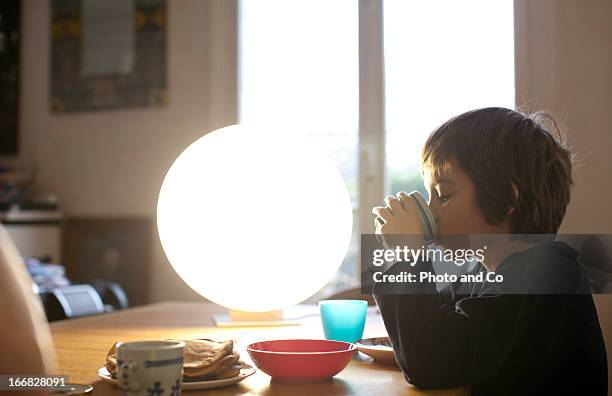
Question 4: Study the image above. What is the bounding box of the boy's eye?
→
[439,195,450,204]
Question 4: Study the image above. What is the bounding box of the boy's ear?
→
[507,183,519,215]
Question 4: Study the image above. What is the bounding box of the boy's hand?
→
[372,192,424,249]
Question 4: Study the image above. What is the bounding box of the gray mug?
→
[408,191,438,244]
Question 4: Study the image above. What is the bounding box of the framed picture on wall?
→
[50,0,167,113]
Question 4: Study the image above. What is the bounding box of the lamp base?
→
[213,309,302,327]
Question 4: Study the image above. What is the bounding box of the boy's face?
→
[423,157,510,247]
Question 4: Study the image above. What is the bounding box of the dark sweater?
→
[373,241,608,395]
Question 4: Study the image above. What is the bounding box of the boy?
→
[372,107,607,395]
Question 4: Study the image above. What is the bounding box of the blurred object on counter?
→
[40,284,108,322]
[0,163,37,209]
[24,257,70,292]
[23,258,129,322]
[89,279,130,310]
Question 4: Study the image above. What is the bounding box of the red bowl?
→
[246,339,357,381]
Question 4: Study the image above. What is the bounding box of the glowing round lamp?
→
[157,124,353,323]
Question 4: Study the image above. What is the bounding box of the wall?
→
[13,0,237,302]
[515,1,612,393]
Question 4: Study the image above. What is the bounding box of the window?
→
[238,0,515,293]
[239,0,359,290]
[384,0,515,198]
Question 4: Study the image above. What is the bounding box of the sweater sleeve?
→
[373,265,572,389]
[373,290,476,388]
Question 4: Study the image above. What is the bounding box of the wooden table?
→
[51,302,468,395]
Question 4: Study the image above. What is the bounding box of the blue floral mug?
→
[117,340,184,396]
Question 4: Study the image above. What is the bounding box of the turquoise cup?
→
[319,300,368,343]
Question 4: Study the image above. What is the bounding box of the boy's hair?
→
[421,107,573,234]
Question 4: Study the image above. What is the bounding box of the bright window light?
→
[239,0,357,134]
[239,0,359,288]
[384,0,515,197]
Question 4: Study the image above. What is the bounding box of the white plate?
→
[97,366,256,390]
[356,337,398,365]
